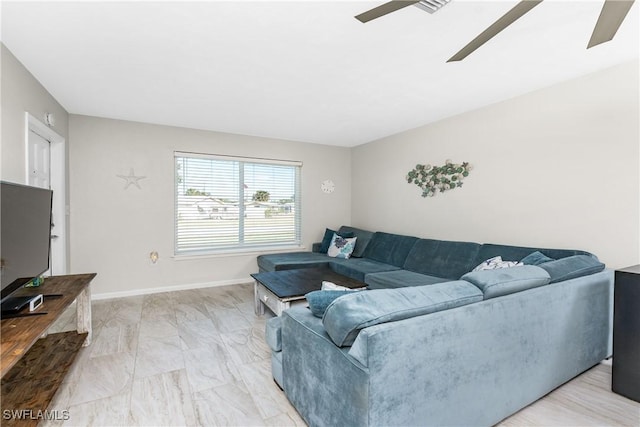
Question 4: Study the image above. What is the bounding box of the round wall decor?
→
[321,179,335,194]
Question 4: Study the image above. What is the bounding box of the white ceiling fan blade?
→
[587,0,635,48]
[355,1,420,23]
[448,0,543,62]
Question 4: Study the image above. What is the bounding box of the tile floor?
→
[44,282,303,426]
[42,282,639,427]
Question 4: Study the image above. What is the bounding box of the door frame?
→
[25,112,67,275]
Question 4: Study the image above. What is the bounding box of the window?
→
[175,152,302,255]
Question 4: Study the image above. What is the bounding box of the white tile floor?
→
[44,282,303,427]
[42,282,639,427]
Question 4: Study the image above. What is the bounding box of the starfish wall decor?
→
[117,168,146,190]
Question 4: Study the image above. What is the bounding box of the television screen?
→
[1,181,53,301]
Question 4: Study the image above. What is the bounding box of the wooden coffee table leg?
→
[77,285,92,346]
[277,300,290,316]
[254,281,265,316]
[254,281,295,316]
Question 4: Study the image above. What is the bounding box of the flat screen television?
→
[1,181,53,303]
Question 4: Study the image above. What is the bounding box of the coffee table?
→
[252,267,366,316]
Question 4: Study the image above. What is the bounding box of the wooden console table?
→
[1,273,95,426]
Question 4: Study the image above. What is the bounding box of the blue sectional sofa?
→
[258,226,613,427]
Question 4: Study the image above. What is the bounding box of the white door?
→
[27,120,67,277]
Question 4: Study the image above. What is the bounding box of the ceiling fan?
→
[355,0,636,62]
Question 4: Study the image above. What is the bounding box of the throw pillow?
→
[319,228,355,254]
[520,251,555,266]
[327,233,357,259]
[306,290,357,318]
[338,226,374,258]
[322,281,351,291]
[472,256,523,272]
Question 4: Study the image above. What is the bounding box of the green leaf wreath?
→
[406,159,472,198]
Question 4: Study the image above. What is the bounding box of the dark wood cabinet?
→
[612,265,640,402]
[1,274,95,426]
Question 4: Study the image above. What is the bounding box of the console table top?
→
[617,265,640,275]
[1,273,96,378]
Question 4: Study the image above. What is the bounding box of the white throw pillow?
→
[472,256,523,272]
[322,281,349,291]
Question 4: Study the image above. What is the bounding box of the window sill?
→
[173,245,306,260]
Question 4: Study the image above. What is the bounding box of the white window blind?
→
[175,152,302,255]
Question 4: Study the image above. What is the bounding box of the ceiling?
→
[1,1,638,147]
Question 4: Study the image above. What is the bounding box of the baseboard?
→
[92,277,254,301]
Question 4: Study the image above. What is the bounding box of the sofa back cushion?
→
[461,265,551,299]
[403,239,481,279]
[520,251,555,265]
[474,244,592,269]
[362,232,418,267]
[538,255,605,283]
[338,226,374,258]
[322,280,483,347]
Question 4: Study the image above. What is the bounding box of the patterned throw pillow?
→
[472,256,523,272]
[327,233,357,259]
[319,228,355,253]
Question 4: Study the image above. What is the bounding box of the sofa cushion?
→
[362,232,419,267]
[338,226,374,258]
[265,316,282,352]
[474,244,591,268]
[306,290,360,317]
[520,251,555,265]
[365,270,449,290]
[461,265,551,299]
[319,228,354,254]
[403,239,481,280]
[257,252,334,272]
[539,255,605,283]
[330,258,400,282]
[323,281,483,347]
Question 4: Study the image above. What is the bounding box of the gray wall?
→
[69,115,352,296]
[1,44,69,182]
[352,60,640,269]
[1,43,71,270]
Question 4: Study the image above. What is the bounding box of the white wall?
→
[352,60,640,269]
[69,115,351,296]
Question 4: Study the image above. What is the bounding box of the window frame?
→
[174,151,302,256]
